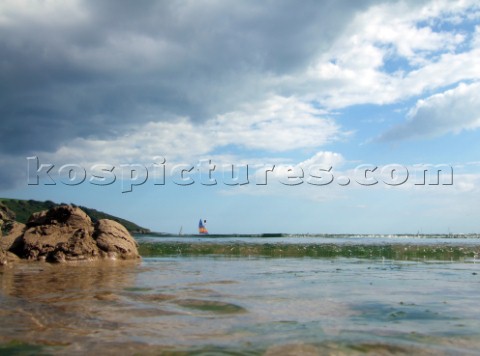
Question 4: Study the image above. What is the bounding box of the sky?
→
[1,0,480,234]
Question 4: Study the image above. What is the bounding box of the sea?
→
[1,234,479,355]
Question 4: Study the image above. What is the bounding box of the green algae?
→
[0,341,50,356]
[123,287,153,292]
[138,242,480,261]
[174,299,247,314]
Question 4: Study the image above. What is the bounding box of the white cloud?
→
[379,81,480,140]
[213,96,342,152]
[38,96,343,166]
[297,151,345,170]
[453,176,477,193]
[335,1,465,63]
[302,0,480,109]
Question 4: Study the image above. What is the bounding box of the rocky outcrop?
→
[22,205,98,262]
[0,247,7,266]
[0,203,25,264]
[0,202,17,237]
[94,219,139,260]
[0,205,140,264]
[0,221,25,254]
[0,202,16,221]
[0,248,20,266]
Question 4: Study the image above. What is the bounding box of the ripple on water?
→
[1,252,480,354]
[123,287,153,292]
[174,299,247,314]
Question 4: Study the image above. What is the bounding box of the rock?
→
[0,203,23,260]
[22,205,99,262]
[0,202,17,238]
[0,221,25,254]
[3,204,140,264]
[94,219,140,260]
[0,247,19,266]
[0,202,16,221]
[27,205,93,231]
[20,205,140,263]
[0,247,7,266]
[6,251,20,263]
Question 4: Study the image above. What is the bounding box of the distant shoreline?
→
[135,232,480,239]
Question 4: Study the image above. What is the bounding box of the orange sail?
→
[198,219,208,234]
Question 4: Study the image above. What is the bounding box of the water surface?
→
[0,235,479,354]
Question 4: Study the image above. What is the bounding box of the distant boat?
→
[179,226,183,236]
[198,219,208,235]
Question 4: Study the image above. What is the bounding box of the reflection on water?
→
[0,261,143,353]
[1,245,480,354]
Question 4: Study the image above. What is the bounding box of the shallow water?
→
[137,235,480,261]
[1,236,480,355]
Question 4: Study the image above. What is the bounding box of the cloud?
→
[1,93,344,189]
[0,155,27,190]
[379,81,480,141]
[0,0,373,157]
[302,0,480,108]
[23,96,342,168]
[1,0,480,190]
[297,151,345,169]
[213,96,343,152]
[218,150,347,201]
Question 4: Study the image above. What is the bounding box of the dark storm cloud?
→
[0,0,377,187]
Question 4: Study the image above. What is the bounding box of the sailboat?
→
[178,226,183,236]
[198,219,208,235]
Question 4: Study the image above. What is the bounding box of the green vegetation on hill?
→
[0,198,149,233]
[0,199,56,223]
